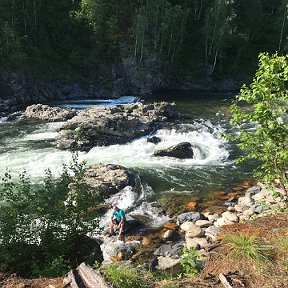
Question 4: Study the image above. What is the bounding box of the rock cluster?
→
[24,104,77,122]
[56,102,178,151]
[137,183,288,274]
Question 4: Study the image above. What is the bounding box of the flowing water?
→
[0,92,253,227]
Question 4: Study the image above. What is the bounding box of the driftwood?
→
[219,273,233,288]
[63,262,111,288]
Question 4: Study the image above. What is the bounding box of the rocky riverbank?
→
[98,180,287,268]
[59,176,288,288]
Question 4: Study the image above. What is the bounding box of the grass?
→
[223,234,272,263]
[102,263,148,288]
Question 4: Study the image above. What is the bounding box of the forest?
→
[0,0,287,82]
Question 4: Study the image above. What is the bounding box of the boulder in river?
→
[147,136,162,144]
[82,163,135,196]
[24,104,77,122]
[153,142,194,159]
[56,102,178,151]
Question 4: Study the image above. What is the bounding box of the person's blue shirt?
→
[112,209,126,222]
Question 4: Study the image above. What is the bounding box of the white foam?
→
[85,121,229,168]
[0,117,7,123]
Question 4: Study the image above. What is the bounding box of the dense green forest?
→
[0,0,287,81]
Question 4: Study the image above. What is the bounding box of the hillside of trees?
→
[0,0,287,84]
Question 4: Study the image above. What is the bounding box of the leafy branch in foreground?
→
[179,247,203,277]
[228,53,288,194]
[0,154,103,277]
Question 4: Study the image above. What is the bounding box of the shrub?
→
[179,247,203,277]
[228,53,288,194]
[0,154,102,277]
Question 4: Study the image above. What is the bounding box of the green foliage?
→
[0,0,286,79]
[229,53,288,194]
[179,247,203,277]
[223,234,271,263]
[0,154,102,277]
[102,263,148,288]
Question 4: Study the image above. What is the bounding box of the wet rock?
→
[102,240,140,262]
[242,180,250,189]
[129,202,166,226]
[147,136,161,144]
[142,237,152,246]
[153,142,194,159]
[163,222,178,231]
[176,212,202,225]
[24,104,77,121]
[56,102,178,151]
[186,201,198,211]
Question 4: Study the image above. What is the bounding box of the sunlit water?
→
[0,92,253,227]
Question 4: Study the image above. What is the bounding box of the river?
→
[0,92,253,225]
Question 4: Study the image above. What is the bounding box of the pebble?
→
[214,217,234,227]
[185,238,200,249]
[221,211,239,223]
[193,237,208,247]
[180,221,196,232]
[207,214,219,222]
[205,226,220,242]
[238,193,253,206]
[185,225,203,238]
[195,220,211,228]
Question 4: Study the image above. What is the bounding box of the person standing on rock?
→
[109,204,126,240]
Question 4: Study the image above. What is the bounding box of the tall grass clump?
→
[102,263,148,288]
[223,234,272,263]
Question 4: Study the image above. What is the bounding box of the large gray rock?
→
[153,142,194,159]
[82,164,135,196]
[24,104,77,122]
[56,102,178,151]
[176,212,202,225]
